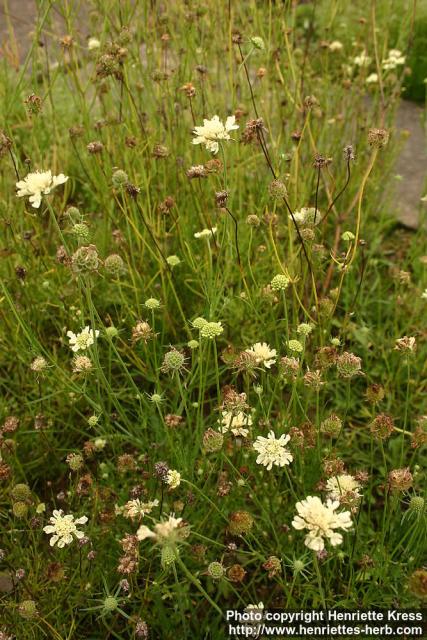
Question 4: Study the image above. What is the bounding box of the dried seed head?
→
[303,369,324,389]
[368,128,389,148]
[186,165,207,179]
[388,467,413,492]
[228,510,254,536]
[10,484,31,502]
[135,619,149,638]
[152,144,170,158]
[343,145,355,161]
[2,416,19,433]
[395,336,416,353]
[159,196,175,215]
[72,355,93,374]
[71,244,99,273]
[268,179,288,199]
[411,423,427,449]
[18,600,38,619]
[320,414,342,437]
[105,254,125,276]
[132,321,154,344]
[25,93,43,115]
[262,555,282,578]
[323,456,346,477]
[365,383,385,404]
[125,183,140,198]
[87,140,104,154]
[370,413,394,440]
[164,414,183,428]
[227,563,247,582]
[313,154,332,169]
[279,356,300,380]
[202,428,224,453]
[0,131,12,157]
[180,82,196,98]
[154,461,170,481]
[408,569,427,600]
[215,190,229,208]
[315,346,338,369]
[336,352,362,378]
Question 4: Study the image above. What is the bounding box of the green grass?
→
[0,0,426,638]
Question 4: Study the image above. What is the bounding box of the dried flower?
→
[263,556,282,578]
[336,352,362,378]
[320,414,342,437]
[395,336,416,353]
[203,428,224,452]
[388,467,413,492]
[71,244,100,273]
[370,413,394,440]
[325,474,362,504]
[368,128,389,148]
[408,569,427,600]
[228,511,254,536]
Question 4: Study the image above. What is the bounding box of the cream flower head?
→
[219,410,252,437]
[194,227,217,239]
[137,514,185,544]
[16,170,68,209]
[192,115,239,154]
[67,326,100,352]
[43,510,88,548]
[166,470,181,489]
[325,474,362,501]
[253,431,293,470]
[245,342,277,369]
[292,496,352,551]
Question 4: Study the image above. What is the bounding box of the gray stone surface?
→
[394,101,426,229]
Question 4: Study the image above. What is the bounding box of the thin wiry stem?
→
[225,206,241,267]
[321,157,352,225]
[314,165,321,225]
[236,40,318,311]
